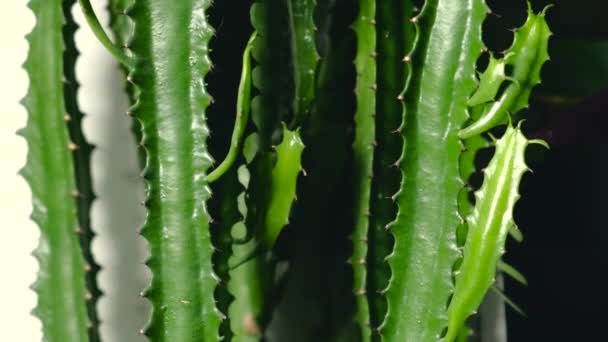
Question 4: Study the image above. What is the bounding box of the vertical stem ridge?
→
[21,0,91,339]
[129,1,222,339]
[351,0,376,340]
[368,0,414,334]
[63,1,102,340]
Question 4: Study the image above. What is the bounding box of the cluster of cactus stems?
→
[21,0,551,341]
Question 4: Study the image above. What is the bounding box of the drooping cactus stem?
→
[78,0,132,67]
[207,32,256,183]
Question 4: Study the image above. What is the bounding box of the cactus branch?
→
[207,33,256,183]
[446,125,547,341]
[78,0,132,67]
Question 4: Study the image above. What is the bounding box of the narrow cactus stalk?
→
[128,1,223,339]
[287,0,319,126]
[21,0,96,339]
[63,1,102,339]
[207,33,256,184]
[446,125,547,342]
[351,0,376,339]
[380,1,487,341]
[368,0,414,332]
[78,0,132,67]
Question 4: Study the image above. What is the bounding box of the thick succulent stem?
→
[351,0,376,339]
[129,1,223,340]
[21,0,94,340]
[380,1,487,341]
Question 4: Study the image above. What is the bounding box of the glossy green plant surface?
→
[459,5,552,139]
[261,126,305,248]
[23,1,554,340]
[129,1,223,340]
[287,0,319,126]
[381,1,487,341]
[446,125,547,342]
[78,0,132,67]
[467,53,509,108]
[351,0,376,338]
[21,0,92,340]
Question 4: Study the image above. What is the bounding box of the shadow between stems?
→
[91,59,150,342]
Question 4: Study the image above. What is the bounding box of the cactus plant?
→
[20,0,553,341]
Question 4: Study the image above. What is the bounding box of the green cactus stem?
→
[446,125,547,342]
[207,33,256,183]
[351,0,376,338]
[129,0,223,339]
[380,1,487,341]
[287,0,319,126]
[21,0,94,340]
[368,0,414,332]
[78,0,132,67]
[261,125,305,248]
[63,0,102,339]
[459,5,552,139]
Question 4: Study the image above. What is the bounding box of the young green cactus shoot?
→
[21,0,551,341]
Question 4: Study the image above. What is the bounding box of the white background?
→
[0,1,149,340]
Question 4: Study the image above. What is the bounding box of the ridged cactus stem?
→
[128,1,223,339]
[381,0,487,341]
[368,0,414,333]
[21,0,94,340]
[351,0,376,339]
[446,125,547,341]
[287,0,319,126]
[63,0,102,339]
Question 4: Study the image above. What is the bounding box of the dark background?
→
[487,1,607,341]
